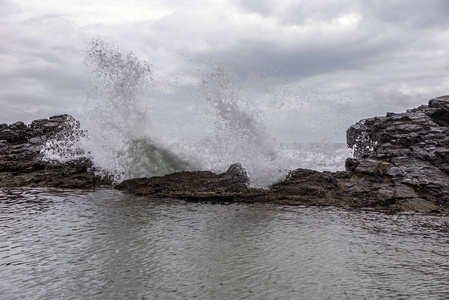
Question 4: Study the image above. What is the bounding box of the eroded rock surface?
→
[344,95,449,213]
[0,115,108,188]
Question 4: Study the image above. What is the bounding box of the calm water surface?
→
[1,188,448,299]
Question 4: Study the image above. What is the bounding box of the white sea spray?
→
[42,39,352,187]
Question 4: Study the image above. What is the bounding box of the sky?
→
[1,0,448,143]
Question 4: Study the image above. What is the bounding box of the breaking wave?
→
[42,39,352,187]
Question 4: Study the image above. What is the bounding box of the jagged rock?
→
[271,169,340,197]
[344,95,449,212]
[0,115,108,188]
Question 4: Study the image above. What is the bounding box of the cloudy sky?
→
[1,0,448,142]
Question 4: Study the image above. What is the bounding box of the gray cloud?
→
[0,11,87,124]
[0,0,18,17]
[193,33,406,80]
[188,1,444,81]
[237,0,276,16]
[370,0,449,30]
[280,0,359,26]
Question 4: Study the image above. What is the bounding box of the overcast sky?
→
[1,0,448,142]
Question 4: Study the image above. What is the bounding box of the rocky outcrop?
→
[115,159,442,213]
[117,96,449,214]
[116,163,252,203]
[2,96,449,214]
[0,115,108,188]
[344,95,449,213]
[270,96,449,213]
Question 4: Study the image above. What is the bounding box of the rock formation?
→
[342,95,449,213]
[2,96,449,214]
[0,115,108,188]
[117,96,449,214]
[116,163,252,203]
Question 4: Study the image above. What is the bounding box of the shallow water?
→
[1,188,448,300]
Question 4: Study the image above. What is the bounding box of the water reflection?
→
[0,188,448,299]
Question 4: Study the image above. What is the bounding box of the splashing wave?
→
[42,39,352,187]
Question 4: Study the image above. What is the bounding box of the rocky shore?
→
[2,96,449,213]
[0,115,108,188]
[117,95,449,214]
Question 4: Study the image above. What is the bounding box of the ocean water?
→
[1,188,448,300]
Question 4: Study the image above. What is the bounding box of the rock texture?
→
[116,163,252,203]
[342,95,449,213]
[0,115,108,188]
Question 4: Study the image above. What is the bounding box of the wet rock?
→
[115,163,252,203]
[271,169,338,198]
[0,115,108,188]
[390,198,440,214]
[345,95,449,212]
[352,159,392,176]
[345,158,359,173]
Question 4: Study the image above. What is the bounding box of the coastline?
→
[2,96,449,214]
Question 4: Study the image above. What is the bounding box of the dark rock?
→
[0,115,109,188]
[352,159,392,176]
[390,198,440,214]
[272,168,339,196]
[345,158,359,173]
[115,163,251,203]
[219,163,250,192]
[344,95,449,212]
